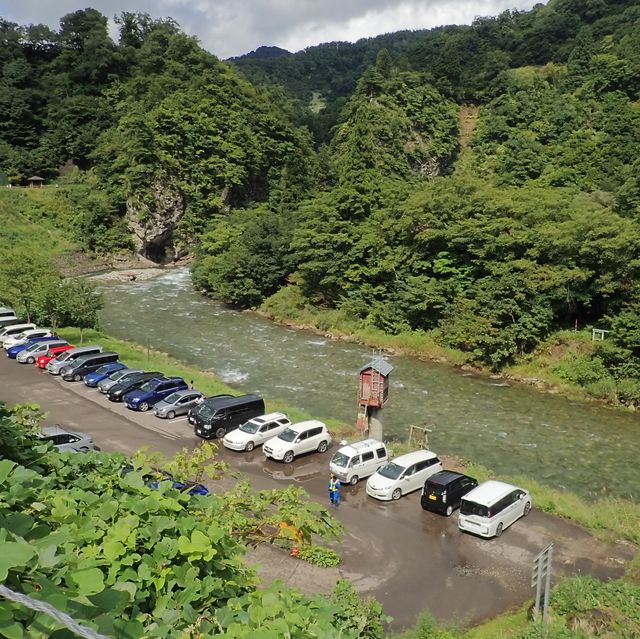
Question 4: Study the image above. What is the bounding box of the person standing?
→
[328,474,341,507]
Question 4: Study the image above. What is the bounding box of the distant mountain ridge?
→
[231,45,291,60]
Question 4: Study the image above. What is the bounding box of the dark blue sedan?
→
[84,362,128,387]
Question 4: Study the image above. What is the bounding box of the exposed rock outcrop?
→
[126,181,187,263]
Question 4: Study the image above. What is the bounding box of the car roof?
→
[65,345,102,355]
[288,419,325,432]
[426,470,468,486]
[40,425,86,438]
[201,393,263,408]
[462,480,521,506]
[169,389,201,397]
[249,412,287,424]
[391,450,438,466]
[339,438,383,455]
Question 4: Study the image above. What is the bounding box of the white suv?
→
[263,420,331,463]
[223,412,292,452]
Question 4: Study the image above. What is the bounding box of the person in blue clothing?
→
[328,473,341,507]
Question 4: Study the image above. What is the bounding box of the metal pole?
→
[533,554,543,621]
[542,545,553,625]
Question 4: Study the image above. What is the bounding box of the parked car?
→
[36,344,75,369]
[6,335,59,359]
[83,362,127,387]
[0,323,36,347]
[458,480,532,538]
[106,372,163,402]
[121,465,209,496]
[0,317,22,330]
[60,352,119,382]
[330,439,390,485]
[153,389,204,419]
[223,412,291,452]
[189,394,265,439]
[38,425,96,452]
[263,420,331,464]
[47,345,103,375]
[16,339,68,364]
[124,376,188,412]
[366,450,443,501]
[0,307,16,319]
[98,368,144,394]
[3,328,54,350]
[420,471,478,517]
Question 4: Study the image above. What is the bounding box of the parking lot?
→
[0,353,634,630]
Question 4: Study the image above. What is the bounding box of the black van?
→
[60,352,119,382]
[420,471,478,517]
[189,394,265,440]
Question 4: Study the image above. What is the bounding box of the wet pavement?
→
[0,354,634,630]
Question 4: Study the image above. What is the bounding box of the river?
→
[98,268,639,501]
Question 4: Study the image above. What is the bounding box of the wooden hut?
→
[27,176,45,188]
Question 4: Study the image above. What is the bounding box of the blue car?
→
[124,376,188,412]
[6,336,60,360]
[84,362,128,387]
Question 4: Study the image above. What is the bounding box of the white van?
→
[366,450,442,501]
[330,439,389,485]
[0,323,36,347]
[263,420,331,463]
[458,480,532,538]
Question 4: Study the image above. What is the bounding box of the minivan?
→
[47,345,103,375]
[60,352,119,381]
[0,317,22,330]
[263,420,332,463]
[366,450,443,501]
[421,471,478,517]
[189,394,265,439]
[330,439,389,485]
[0,323,36,346]
[16,339,68,364]
[458,480,532,538]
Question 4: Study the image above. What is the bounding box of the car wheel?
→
[495,523,503,538]
[245,441,255,452]
[523,502,531,516]
[283,451,294,464]
[349,475,359,486]
[317,440,328,453]
[392,488,402,501]
[166,410,176,420]
[27,356,35,364]
[139,402,150,412]
[79,447,89,453]
[445,505,453,517]
[73,373,82,382]
[215,426,226,439]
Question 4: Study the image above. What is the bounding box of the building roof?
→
[27,176,45,181]
[359,358,394,376]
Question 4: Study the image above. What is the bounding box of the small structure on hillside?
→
[356,355,393,440]
[27,176,45,188]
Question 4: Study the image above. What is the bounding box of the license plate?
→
[428,495,437,501]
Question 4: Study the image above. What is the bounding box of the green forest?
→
[1,0,640,406]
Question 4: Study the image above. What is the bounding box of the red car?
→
[36,344,75,369]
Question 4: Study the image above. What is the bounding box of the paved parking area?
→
[0,354,634,630]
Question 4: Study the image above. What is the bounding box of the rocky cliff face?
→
[126,181,187,263]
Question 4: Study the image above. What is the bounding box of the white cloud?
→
[0,0,544,58]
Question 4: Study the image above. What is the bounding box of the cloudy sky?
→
[1,0,544,59]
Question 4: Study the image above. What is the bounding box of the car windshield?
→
[96,364,112,374]
[196,403,214,419]
[56,351,72,362]
[110,369,128,381]
[164,392,182,404]
[239,419,260,434]
[25,342,43,352]
[278,428,297,442]
[460,500,489,518]
[331,452,349,468]
[378,462,405,480]
[140,380,160,392]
